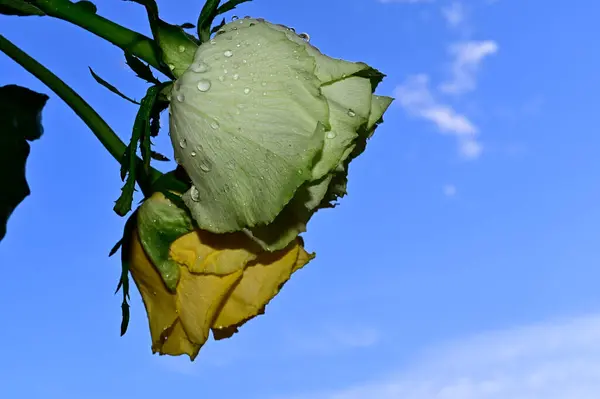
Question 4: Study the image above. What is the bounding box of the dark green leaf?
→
[210,18,226,35]
[73,0,97,14]
[197,0,221,42]
[124,52,161,85]
[0,0,44,16]
[0,84,48,242]
[114,85,160,216]
[116,212,138,336]
[150,151,169,161]
[109,238,123,257]
[215,0,251,16]
[89,67,140,104]
[151,169,191,209]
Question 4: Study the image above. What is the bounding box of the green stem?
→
[27,0,165,73]
[0,34,161,196]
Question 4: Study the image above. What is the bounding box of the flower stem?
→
[0,34,161,195]
[27,0,166,74]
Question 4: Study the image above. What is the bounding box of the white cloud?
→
[442,2,465,28]
[278,313,600,399]
[443,184,457,197]
[440,40,498,95]
[394,74,482,159]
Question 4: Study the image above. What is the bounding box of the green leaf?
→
[0,84,48,242]
[197,0,221,42]
[0,0,44,16]
[210,18,226,35]
[124,51,161,85]
[215,0,252,16]
[125,0,198,78]
[89,67,140,104]
[137,193,195,291]
[116,212,138,336]
[150,150,169,161]
[114,85,161,216]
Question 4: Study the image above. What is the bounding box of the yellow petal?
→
[170,230,259,275]
[129,230,199,358]
[211,239,314,337]
[176,267,243,346]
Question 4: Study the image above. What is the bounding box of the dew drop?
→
[326,131,337,139]
[257,18,265,22]
[262,92,267,96]
[190,151,197,157]
[299,32,310,42]
[233,73,240,80]
[210,121,220,129]
[297,169,303,175]
[224,50,233,57]
[190,186,200,201]
[244,16,251,19]
[191,62,210,73]
[243,87,251,94]
[261,82,267,87]
[197,79,211,92]
[200,163,211,172]
[347,109,356,117]
[289,27,296,32]
[178,45,186,53]
[176,93,185,102]
[168,63,175,70]
[242,59,248,64]
[232,15,239,21]
[210,39,216,45]
[218,76,225,82]
[179,138,187,148]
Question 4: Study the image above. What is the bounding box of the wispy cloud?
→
[277,313,600,399]
[394,74,482,159]
[442,2,465,28]
[440,40,498,95]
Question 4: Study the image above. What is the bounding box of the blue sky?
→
[2,0,600,397]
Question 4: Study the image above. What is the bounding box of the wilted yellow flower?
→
[128,193,313,360]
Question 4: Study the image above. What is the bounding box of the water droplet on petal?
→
[210,39,216,45]
[244,16,251,19]
[261,82,267,86]
[190,186,200,201]
[243,88,251,94]
[178,45,186,53]
[197,79,211,92]
[289,27,296,32]
[347,109,356,117]
[168,63,175,70]
[176,93,185,102]
[190,151,197,157]
[210,121,220,129]
[218,76,225,82]
[326,131,337,139]
[233,73,240,80]
[224,50,233,57]
[297,169,303,175]
[299,32,310,41]
[200,163,211,172]
[179,138,187,148]
[262,92,267,96]
[242,59,248,64]
[232,15,239,21]
[191,62,210,73]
